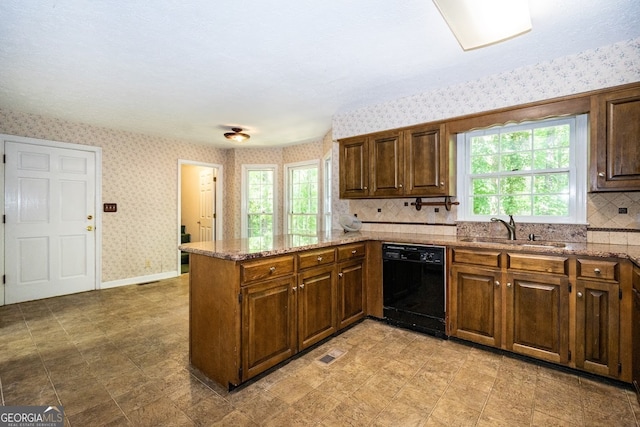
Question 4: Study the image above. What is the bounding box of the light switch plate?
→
[104,203,117,213]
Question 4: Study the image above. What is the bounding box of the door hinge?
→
[213,176,217,182]
[568,350,571,361]
[2,214,5,224]
[620,290,623,300]
[568,283,572,293]
[619,363,622,374]
[2,275,5,285]
[239,367,243,378]
[2,154,5,164]
[213,213,216,219]
[238,293,242,303]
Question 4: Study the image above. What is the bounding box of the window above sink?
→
[456,115,588,224]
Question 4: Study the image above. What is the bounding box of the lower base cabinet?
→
[449,264,502,348]
[449,248,632,382]
[190,243,366,389]
[337,258,366,329]
[241,276,297,382]
[506,272,570,365]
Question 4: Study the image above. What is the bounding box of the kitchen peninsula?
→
[180,231,640,390]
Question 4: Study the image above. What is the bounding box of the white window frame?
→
[456,114,587,224]
[284,160,320,235]
[241,164,277,238]
[323,151,332,232]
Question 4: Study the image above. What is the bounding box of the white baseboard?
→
[101,271,179,289]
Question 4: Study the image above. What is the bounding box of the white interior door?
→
[198,168,214,241]
[5,141,96,304]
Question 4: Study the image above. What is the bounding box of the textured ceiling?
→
[0,1,639,148]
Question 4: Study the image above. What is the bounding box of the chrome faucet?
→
[491,215,517,240]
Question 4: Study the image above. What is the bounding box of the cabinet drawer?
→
[241,255,295,284]
[507,253,568,275]
[577,258,619,281]
[337,243,366,261]
[298,248,336,270]
[452,248,501,268]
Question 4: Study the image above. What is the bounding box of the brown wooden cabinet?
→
[450,247,632,382]
[337,243,366,329]
[339,135,369,198]
[590,86,640,191]
[338,124,453,199]
[632,265,640,401]
[190,243,367,389]
[241,276,297,381]
[297,264,337,350]
[449,248,502,347]
[450,263,502,347]
[505,253,570,365]
[575,258,621,377]
[505,271,570,364]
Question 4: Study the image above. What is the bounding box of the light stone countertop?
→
[179,230,640,266]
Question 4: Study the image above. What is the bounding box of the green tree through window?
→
[462,116,586,222]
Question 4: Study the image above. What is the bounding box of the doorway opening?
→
[178,160,223,274]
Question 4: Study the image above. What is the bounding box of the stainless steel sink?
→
[459,237,565,248]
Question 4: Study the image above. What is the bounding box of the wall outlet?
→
[619,207,628,214]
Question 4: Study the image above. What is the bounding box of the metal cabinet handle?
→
[292,286,297,291]
[269,266,276,273]
[577,291,583,298]
[351,250,357,254]
[594,268,601,275]
[399,184,403,188]
[440,181,445,186]
[338,273,343,278]
[598,172,605,177]
[506,282,512,288]
[494,281,500,287]
[317,256,323,262]
[363,186,368,190]
[299,284,305,289]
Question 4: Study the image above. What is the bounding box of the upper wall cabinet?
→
[591,86,640,192]
[339,124,454,199]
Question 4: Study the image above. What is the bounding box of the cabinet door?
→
[575,279,620,378]
[298,265,337,350]
[404,124,448,196]
[449,264,501,347]
[241,276,296,381]
[505,272,569,364]
[339,136,369,198]
[369,131,404,197]
[337,259,365,329]
[591,87,640,191]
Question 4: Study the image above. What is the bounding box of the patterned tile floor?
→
[1,274,639,426]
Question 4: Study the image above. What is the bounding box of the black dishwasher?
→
[382,243,446,337]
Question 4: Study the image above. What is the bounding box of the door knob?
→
[506,282,512,288]
[598,172,605,177]
[300,284,305,289]
[86,226,93,231]
[494,281,500,287]
[317,256,323,262]
[577,292,583,298]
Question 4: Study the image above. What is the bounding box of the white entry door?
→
[198,168,215,241]
[5,141,97,304]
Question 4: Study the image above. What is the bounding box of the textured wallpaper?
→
[0,109,228,282]
[331,37,640,242]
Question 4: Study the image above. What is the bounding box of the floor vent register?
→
[316,348,347,366]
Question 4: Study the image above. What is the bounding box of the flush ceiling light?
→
[224,127,250,142]
[433,0,532,51]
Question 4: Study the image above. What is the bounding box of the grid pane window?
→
[288,165,318,235]
[465,118,576,219]
[246,169,274,238]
